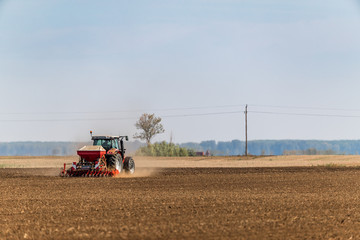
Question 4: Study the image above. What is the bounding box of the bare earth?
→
[1,156,360,239]
[2,155,360,169]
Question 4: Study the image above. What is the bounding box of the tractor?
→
[60,131,135,177]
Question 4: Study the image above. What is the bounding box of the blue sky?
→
[0,0,360,142]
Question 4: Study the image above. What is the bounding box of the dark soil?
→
[1,167,360,239]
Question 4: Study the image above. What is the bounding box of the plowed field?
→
[2,167,360,239]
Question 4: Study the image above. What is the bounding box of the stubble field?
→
[2,156,360,239]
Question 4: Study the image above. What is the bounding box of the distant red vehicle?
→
[196,151,205,156]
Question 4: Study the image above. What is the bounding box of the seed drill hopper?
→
[60,131,135,177]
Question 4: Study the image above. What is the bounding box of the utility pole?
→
[245,104,248,156]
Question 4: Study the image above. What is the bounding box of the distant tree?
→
[179,147,188,157]
[134,113,165,146]
[187,149,196,156]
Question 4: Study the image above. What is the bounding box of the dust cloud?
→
[114,168,159,178]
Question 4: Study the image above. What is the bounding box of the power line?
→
[2,109,360,123]
[2,103,360,123]
[249,110,360,118]
[0,110,244,123]
[249,104,360,112]
[1,103,359,116]
[162,111,243,118]
[0,104,246,116]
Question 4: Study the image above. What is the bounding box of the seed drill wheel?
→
[124,157,135,174]
[107,154,123,172]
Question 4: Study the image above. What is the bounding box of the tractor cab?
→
[91,135,128,159]
[93,138,119,151]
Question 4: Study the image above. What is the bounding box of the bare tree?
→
[134,113,165,146]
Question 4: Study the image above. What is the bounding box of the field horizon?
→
[1,155,360,170]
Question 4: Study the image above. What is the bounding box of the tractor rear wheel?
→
[107,154,122,172]
[124,157,135,174]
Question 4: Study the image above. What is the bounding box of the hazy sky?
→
[0,0,360,143]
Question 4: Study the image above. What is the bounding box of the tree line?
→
[2,114,360,156]
[0,141,144,156]
[2,140,360,156]
[180,140,360,155]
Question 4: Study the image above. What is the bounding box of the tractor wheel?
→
[124,157,135,174]
[107,154,122,172]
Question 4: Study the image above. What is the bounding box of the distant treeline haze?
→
[180,140,359,156]
[0,140,359,156]
[0,141,144,156]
